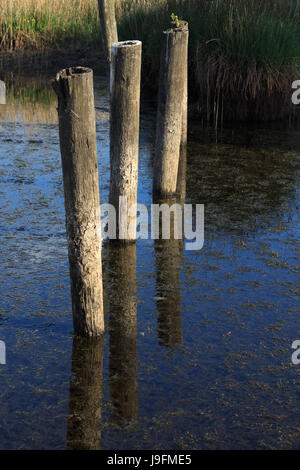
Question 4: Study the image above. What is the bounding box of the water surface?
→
[0,75,299,450]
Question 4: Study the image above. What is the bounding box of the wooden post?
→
[0,80,6,104]
[98,0,118,69]
[110,40,142,242]
[181,25,188,147]
[52,67,104,337]
[176,145,187,202]
[153,21,189,198]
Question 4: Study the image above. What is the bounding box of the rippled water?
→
[0,75,299,449]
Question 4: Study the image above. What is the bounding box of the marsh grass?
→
[117,0,300,121]
[1,0,300,121]
[0,0,101,51]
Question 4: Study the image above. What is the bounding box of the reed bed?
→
[1,0,300,121]
[0,0,101,51]
[117,0,300,121]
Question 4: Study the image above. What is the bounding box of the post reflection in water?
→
[107,243,138,425]
[67,336,104,450]
[154,146,186,347]
[154,236,183,347]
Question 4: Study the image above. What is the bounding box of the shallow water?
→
[0,75,299,450]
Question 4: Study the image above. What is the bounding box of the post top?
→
[111,40,142,49]
[165,20,189,34]
[55,66,93,80]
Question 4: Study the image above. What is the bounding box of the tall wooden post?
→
[0,80,6,104]
[53,67,104,337]
[153,21,189,198]
[110,40,142,242]
[98,0,118,69]
[181,25,188,147]
[177,145,187,202]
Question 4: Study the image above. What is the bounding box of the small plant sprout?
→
[171,13,180,28]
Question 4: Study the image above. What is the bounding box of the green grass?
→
[1,0,300,121]
[117,0,300,121]
[0,0,101,51]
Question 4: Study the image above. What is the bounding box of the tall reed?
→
[0,0,101,51]
[1,0,300,120]
[117,0,300,121]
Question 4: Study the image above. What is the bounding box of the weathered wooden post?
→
[52,67,104,337]
[110,40,142,241]
[177,145,187,202]
[97,0,118,69]
[153,21,189,198]
[181,25,188,147]
[0,80,6,105]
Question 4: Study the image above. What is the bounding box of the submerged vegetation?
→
[1,0,300,121]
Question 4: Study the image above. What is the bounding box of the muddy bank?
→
[1,47,299,124]
[0,49,107,77]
